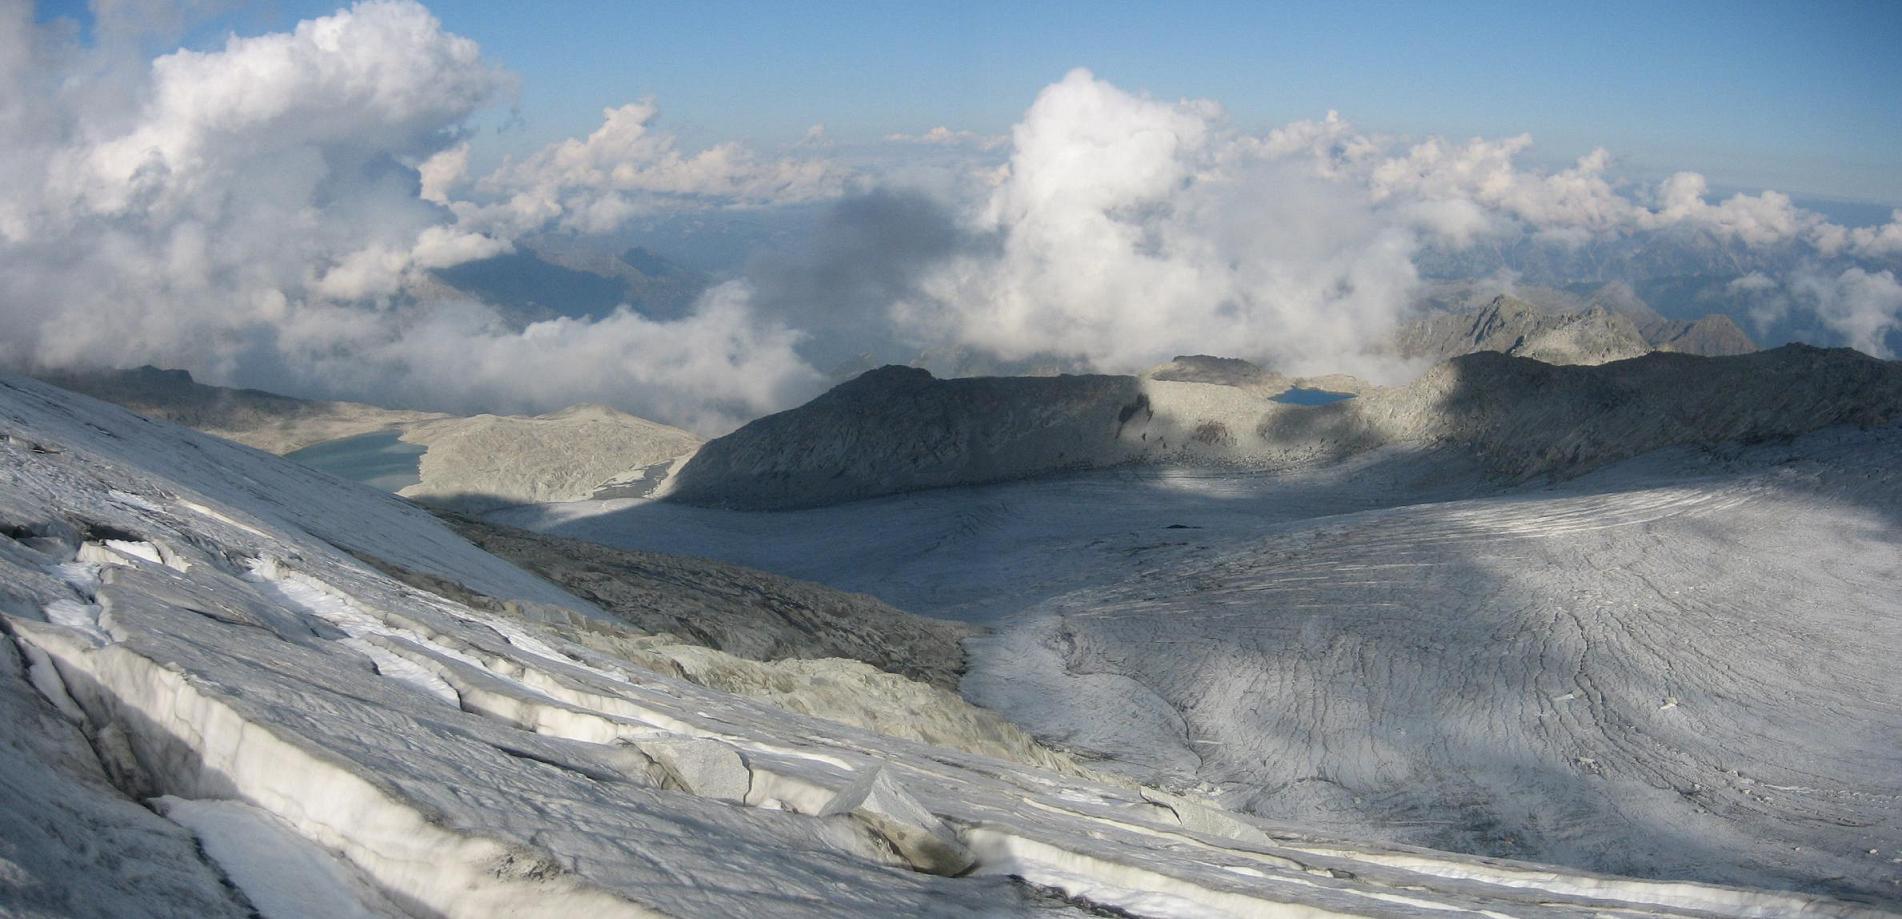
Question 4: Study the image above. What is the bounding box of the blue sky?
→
[38,0,1902,205]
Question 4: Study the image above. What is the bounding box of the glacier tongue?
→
[1,372,1893,917]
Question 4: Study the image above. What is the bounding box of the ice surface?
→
[0,635,249,919]
[153,796,398,919]
[507,422,1902,907]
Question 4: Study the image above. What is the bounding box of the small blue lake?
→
[1271,388,1356,406]
[285,430,425,491]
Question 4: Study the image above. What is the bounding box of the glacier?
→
[501,424,1902,907]
[2,370,1895,915]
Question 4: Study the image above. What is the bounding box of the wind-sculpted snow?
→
[3,380,1884,915]
[666,345,1902,510]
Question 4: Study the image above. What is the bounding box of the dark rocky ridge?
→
[666,345,1902,510]
[1146,355,1286,388]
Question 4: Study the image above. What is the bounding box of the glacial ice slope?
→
[439,513,976,691]
[504,423,1902,906]
[0,628,253,919]
[497,448,1499,624]
[6,376,1866,917]
[967,425,1902,903]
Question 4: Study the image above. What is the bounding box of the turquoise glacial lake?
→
[1271,388,1356,406]
[285,430,425,491]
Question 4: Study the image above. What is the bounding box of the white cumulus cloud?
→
[890,69,1420,380]
[0,0,829,432]
[884,126,1009,150]
[466,100,849,235]
[1790,268,1902,358]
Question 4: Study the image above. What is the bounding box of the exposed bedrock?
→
[666,345,1902,509]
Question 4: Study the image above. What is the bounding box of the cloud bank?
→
[817,70,1902,374]
[886,71,1419,379]
[4,7,1898,435]
[460,100,849,237]
[0,0,830,431]
[855,71,1902,368]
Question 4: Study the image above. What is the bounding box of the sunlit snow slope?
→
[10,374,1889,916]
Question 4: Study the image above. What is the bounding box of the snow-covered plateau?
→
[2,368,1897,917]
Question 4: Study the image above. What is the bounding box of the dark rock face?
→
[665,366,1146,509]
[1645,313,1759,356]
[1581,281,1758,356]
[39,365,312,429]
[1410,344,1899,479]
[1147,355,1282,388]
[1404,283,1761,360]
[30,365,441,454]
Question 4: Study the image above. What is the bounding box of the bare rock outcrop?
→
[398,405,701,509]
[32,367,702,509]
[1394,294,1652,366]
[668,345,1902,509]
[36,366,444,454]
[666,365,1151,509]
[1646,313,1758,356]
[1584,281,1758,356]
[1145,355,1288,389]
[1401,283,1758,361]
